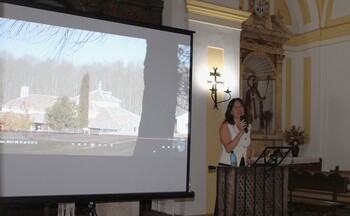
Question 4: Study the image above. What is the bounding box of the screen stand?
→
[87,202,97,216]
[139,200,152,216]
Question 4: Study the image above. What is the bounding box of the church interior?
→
[1,0,350,215]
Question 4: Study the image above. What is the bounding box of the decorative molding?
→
[273,0,292,26]
[186,0,250,24]
[316,0,325,27]
[287,22,350,46]
[241,24,290,55]
[325,0,350,28]
[298,0,311,24]
[285,58,292,130]
[303,57,311,144]
[287,0,350,47]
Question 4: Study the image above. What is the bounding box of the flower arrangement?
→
[283,125,306,146]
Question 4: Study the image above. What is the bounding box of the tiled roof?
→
[1,90,139,133]
[3,94,57,111]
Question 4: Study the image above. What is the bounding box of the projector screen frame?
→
[0,0,195,204]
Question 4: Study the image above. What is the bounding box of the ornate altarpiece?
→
[240,0,291,148]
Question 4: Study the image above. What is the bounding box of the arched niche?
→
[241,52,276,135]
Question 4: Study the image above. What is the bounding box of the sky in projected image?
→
[0,17,148,156]
[0,18,146,66]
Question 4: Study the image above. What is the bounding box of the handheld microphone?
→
[240,115,248,133]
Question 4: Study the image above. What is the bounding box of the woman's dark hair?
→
[224,98,248,125]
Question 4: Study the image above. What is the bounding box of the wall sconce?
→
[208,67,231,109]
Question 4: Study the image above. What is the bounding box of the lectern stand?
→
[215,165,289,216]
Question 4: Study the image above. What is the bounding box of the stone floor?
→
[292,207,350,216]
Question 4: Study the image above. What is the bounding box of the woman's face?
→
[231,100,245,118]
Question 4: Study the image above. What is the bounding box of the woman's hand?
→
[246,158,255,165]
[237,118,247,133]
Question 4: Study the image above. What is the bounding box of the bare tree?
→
[0,18,107,61]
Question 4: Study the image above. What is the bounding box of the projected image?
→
[0,17,190,157]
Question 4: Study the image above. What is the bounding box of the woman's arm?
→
[219,122,244,153]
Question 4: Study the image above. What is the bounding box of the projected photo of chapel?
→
[0,17,190,157]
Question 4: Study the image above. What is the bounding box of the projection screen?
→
[0,1,193,203]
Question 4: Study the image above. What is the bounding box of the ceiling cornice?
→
[286,22,350,46]
[186,0,250,25]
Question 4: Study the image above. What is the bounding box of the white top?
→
[219,123,251,166]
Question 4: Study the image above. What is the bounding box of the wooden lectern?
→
[215,165,289,216]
